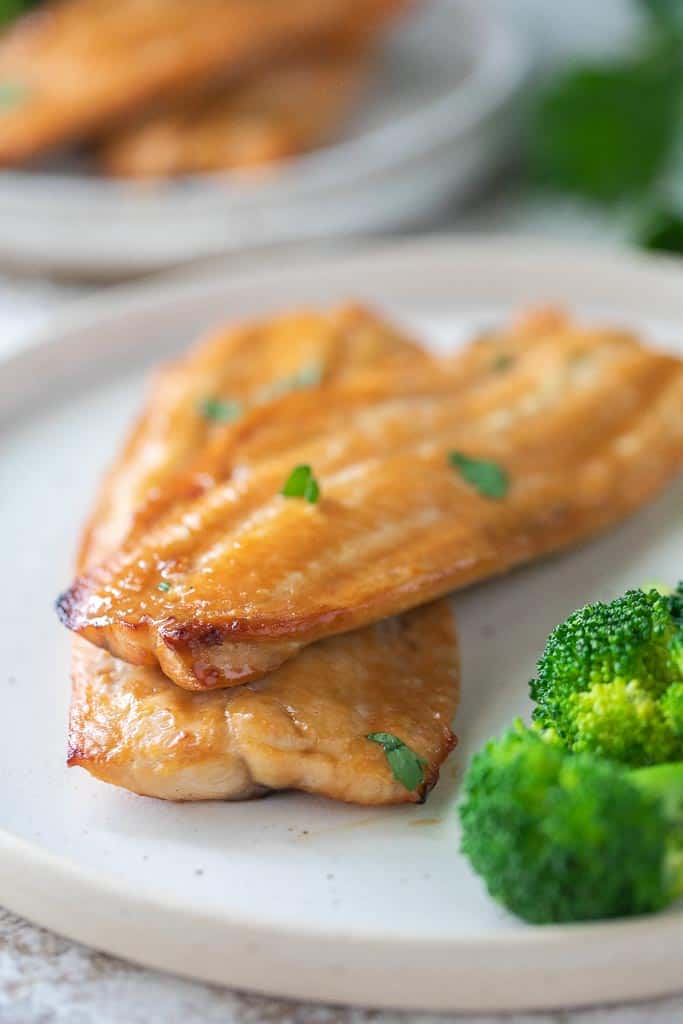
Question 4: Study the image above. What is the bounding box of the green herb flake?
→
[257,363,323,404]
[448,451,509,500]
[0,80,28,110]
[366,733,427,792]
[642,0,683,34]
[292,363,323,389]
[0,0,40,29]
[198,396,243,423]
[492,353,514,372]
[281,464,320,504]
[157,581,171,593]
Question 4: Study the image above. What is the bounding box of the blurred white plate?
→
[0,1,529,276]
[1,238,681,1012]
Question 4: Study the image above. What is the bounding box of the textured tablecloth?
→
[2,905,683,1022]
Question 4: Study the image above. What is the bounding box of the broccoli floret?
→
[669,581,683,633]
[459,723,683,923]
[530,586,683,766]
[662,682,683,737]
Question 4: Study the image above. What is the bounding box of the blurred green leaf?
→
[0,0,38,27]
[531,52,681,202]
[641,0,683,33]
[637,205,683,253]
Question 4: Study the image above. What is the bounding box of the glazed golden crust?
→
[69,601,458,804]
[99,47,370,178]
[79,304,427,571]
[59,313,683,691]
[68,302,457,803]
[0,0,406,165]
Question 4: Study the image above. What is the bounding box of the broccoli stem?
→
[667,849,683,902]
[630,762,683,899]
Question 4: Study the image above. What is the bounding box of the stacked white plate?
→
[0,0,530,276]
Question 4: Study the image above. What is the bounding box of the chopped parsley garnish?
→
[290,363,323,389]
[257,363,323,404]
[366,733,427,792]
[198,396,243,423]
[281,464,320,504]
[0,80,27,109]
[449,451,509,500]
[0,0,39,28]
[157,581,171,592]
[492,353,513,372]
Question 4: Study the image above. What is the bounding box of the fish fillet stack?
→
[0,0,411,175]
[57,304,683,804]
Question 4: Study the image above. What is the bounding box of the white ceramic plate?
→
[0,2,529,276]
[1,238,682,1012]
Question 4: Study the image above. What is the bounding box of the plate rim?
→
[4,826,683,1012]
[6,233,683,368]
[3,233,683,397]
[2,234,683,1011]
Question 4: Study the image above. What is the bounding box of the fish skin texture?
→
[59,310,683,691]
[0,0,407,164]
[68,303,458,803]
[98,45,370,178]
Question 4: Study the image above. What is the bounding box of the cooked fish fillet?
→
[99,47,370,178]
[68,601,458,803]
[82,305,553,564]
[59,312,683,691]
[68,303,457,804]
[79,303,427,566]
[0,0,405,165]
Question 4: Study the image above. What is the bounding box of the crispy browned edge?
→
[65,607,459,805]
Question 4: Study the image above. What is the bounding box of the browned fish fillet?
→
[58,311,683,691]
[0,0,406,165]
[68,602,458,803]
[82,306,553,564]
[68,304,457,804]
[99,46,370,178]
[80,303,427,566]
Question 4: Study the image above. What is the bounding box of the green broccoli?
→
[530,585,683,766]
[459,723,683,924]
[670,581,683,630]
